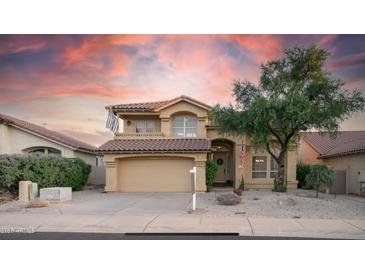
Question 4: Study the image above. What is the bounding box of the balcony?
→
[115,132,165,139]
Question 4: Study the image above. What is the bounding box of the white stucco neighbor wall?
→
[0,124,96,165]
[0,124,10,154]
[1,125,75,157]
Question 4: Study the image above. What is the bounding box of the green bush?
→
[296,162,311,188]
[0,154,91,194]
[305,164,335,198]
[205,160,219,190]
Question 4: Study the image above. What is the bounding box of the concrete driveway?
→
[62,191,193,215]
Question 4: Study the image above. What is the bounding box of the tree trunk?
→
[315,187,319,198]
[275,153,286,189]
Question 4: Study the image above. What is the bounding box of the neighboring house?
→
[299,131,365,195]
[98,95,297,192]
[0,112,103,185]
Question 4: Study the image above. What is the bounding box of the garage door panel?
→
[118,157,194,192]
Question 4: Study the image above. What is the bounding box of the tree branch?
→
[267,124,285,146]
[266,142,279,162]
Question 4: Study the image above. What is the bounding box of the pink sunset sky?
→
[1,34,365,146]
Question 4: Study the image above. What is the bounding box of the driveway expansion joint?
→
[143,215,160,232]
[247,218,254,236]
[342,220,365,232]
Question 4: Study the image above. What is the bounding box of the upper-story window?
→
[136,120,155,133]
[172,115,197,137]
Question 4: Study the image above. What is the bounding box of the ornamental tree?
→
[212,44,365,191]
[305,164,335,198]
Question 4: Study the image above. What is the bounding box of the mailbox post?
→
[190,166,197,210]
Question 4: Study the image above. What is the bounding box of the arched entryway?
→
[211,139,235,188]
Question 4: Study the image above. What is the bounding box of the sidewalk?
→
[1,211,364,239]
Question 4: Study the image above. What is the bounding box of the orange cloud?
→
[62,35,137,77]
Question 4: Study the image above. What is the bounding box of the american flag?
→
[106,109,119,133]
[240,144,246,167]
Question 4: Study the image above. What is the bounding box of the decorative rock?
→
[277,198,296,206]
[18,181,32,202]
[217,193,241,205]
[40,187,72,202]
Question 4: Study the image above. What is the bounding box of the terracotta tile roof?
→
[98,138,211,153]
[107,95,212,112]
[0,112,96,153]
[301,131,365,158]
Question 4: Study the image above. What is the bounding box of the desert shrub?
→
[239,176,245,190]
[296,162,311,188]
[0,154,91,194]
[205,159,219,191]
[305,164,335,198]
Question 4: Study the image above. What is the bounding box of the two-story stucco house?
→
[98,95,297,192]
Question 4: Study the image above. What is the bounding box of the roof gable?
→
[154,96,211,111]
[108,95,212,113]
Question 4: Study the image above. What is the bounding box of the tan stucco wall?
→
[297,139,323,165]
[103,152,207,192]
[159,101,208,118]
[323,154,365,195]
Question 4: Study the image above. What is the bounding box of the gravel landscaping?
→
[198,189,365,219]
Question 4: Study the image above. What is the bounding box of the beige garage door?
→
[118,157,194,192]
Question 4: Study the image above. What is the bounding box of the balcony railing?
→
[115,132,165,139]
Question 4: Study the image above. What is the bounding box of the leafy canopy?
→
[212,44,365,154]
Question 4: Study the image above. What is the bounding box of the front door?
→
[213,152,227,182]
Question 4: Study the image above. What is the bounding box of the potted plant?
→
[205,160,218,192]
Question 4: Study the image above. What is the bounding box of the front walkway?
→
[0,190,364,239]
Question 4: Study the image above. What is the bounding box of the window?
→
[146,120,155,133]
[136,121,144,133]
[172,115,197,137]
[27,147,61,155]
[252,156,267,179]
[270,156,278,179]
[136,120,156,133]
